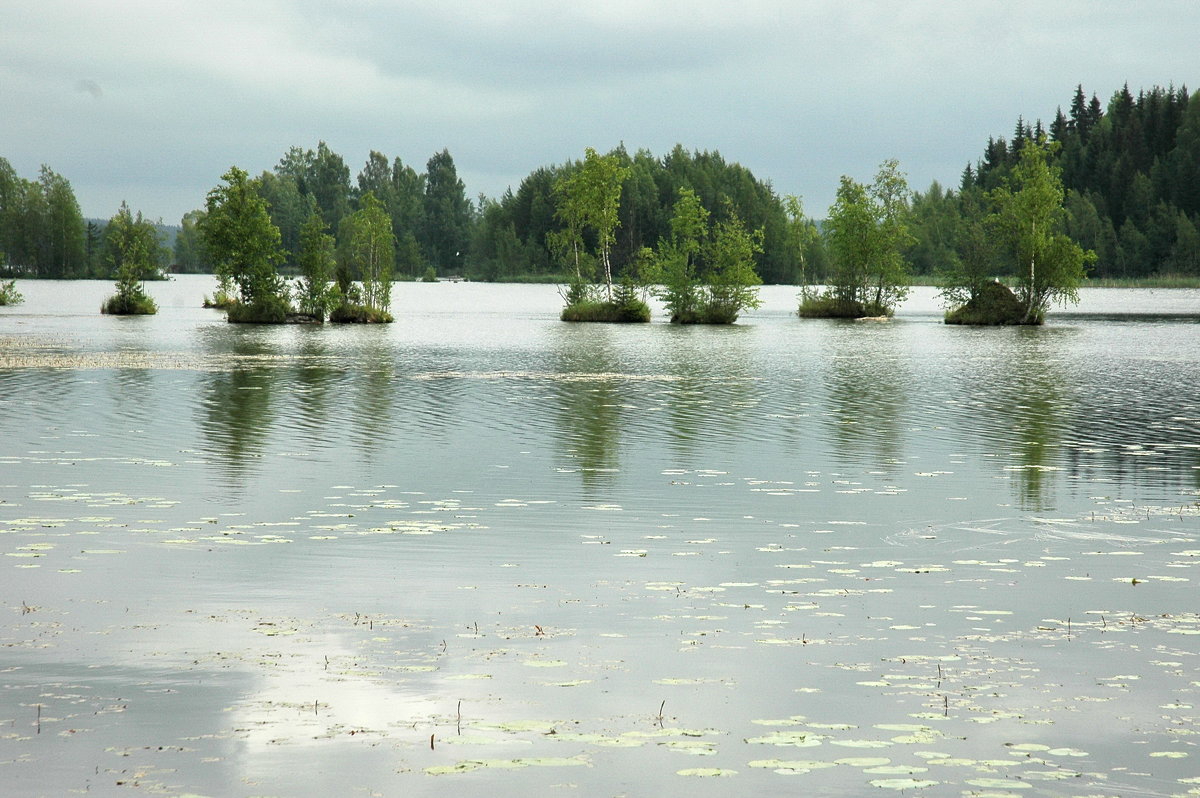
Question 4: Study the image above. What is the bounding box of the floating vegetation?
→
[426,755,591,775]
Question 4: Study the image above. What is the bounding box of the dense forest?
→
[907,83,1199,280]
[3,83,1198,283]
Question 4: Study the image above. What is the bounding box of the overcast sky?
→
[2,1,1198,224]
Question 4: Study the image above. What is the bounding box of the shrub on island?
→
[797,293,891,319]
[101,291,157,316]
[0,279,23,306]
[226,293,291,324]
[560,277,650,323]
[560,299,650,323]
[329,303,394,324]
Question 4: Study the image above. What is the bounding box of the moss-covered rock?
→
[944,281,1034,325]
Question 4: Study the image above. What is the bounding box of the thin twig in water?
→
[457,700,462,736]
[655,700,665,727]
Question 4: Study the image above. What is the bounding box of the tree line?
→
[3,82,1198,286]
[0,159,90,278]
[169,141,813,286]
[175,143,471,281]
[0,158,173,281]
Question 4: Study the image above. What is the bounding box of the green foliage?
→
[470,195,528,280]
[495,144,796,286]
[935,188,997,308]
[784,195,820,287]
[200,166,289,317]
[202,287,237,309]
[173,210,212,273]
[422,265,438,282]
[560,273,596,307]
[554,147,629,295]
[275,142,353,232]
[646,191,762,324]
[101,202,162,315]
[0,278,23,306]
[559,270,650,323]
[804,160,913,318]
[649,187,709,322]
[987,139,1093,322]
[185,142,807,287]
[256,169,313,267]
[341,191,394,314]
[422,149,471,275]
[559,300,650,323]
[0,159,88,277]
[702,203,763,323]
[960,83,1199,280]
[293,212,335,320]
[906,181,959,277]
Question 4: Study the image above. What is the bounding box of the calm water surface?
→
[1,277,1198,796]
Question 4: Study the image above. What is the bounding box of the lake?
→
[2,276,1198,796]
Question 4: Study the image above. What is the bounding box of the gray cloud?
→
[74,78,103,98]
[1,0,1197,223]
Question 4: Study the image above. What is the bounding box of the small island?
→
[199,167,395,324]
[100,202,161,316]
[555,148,650,323]
[328,192,394,323]
[939,139,1092,325]
[555,148,762,324]
[644,189,762,324]
[798,160,911,320]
